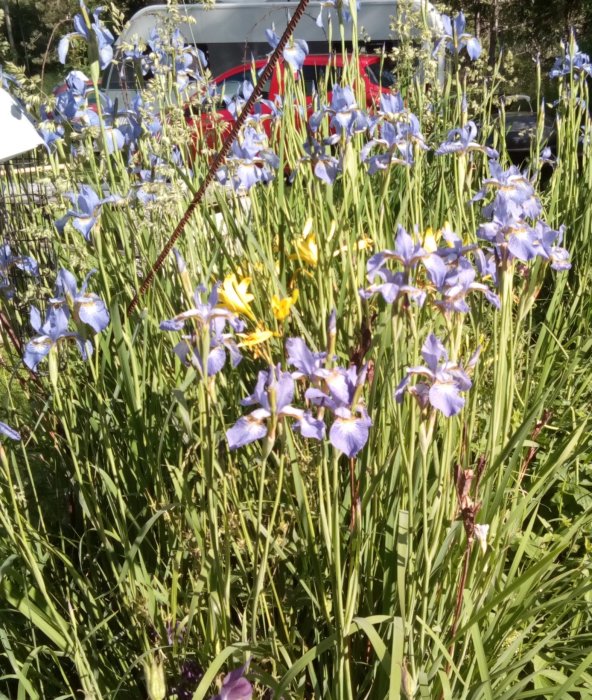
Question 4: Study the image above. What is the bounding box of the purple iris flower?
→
[222,79,255,119]
[539,146,557,168]
[24,303,77,372]
[55,184,120,241]
[433,226,477,263]
[550,38,592,80]
[378,92,405,120]
[395,334,475,417]
[171,31,207,91]
[55,268,110,333]
[96,94,126,153]
[0,422,21,441]
[434,12,481,61]
[226,366,325,450]
[474,247,498,284]
[434,256,500,314]
[299,132,342,184]
[1,243,38,298]
[366,224,447,284]
[477,198,543,263]
[210,663,252,700]
[58,1,114,70]
[160,280,243,377]
[266,27,309,72]
[359,268,426,306]
[54,70,92,122]
[305,364,371,458]
[217,127,279,191]
[435,121,498,158]
[316,0,360,28]
[39,121,65,151]
[23,268,109,372]
[286,337,327,380]
[473,161,541,220]
[534,222,571,271]
[361,121,417,173]
[326,85,370,141]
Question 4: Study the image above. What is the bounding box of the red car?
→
[185,53,396,150]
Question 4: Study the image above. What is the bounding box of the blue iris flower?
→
[286,323,373,458]
[361,120,418,173]
[396,334,477,418]
[365,224,447,283]
[1,243,38,298]
[299,131,342,184]
[359,268,425,306]
[473,161,541,220]
[304,364,372,458]
[0,422,21,441]
[326,85,370,141]
[478,198,542,263]
[435,121,498,158]
[435,12,481,61]
[54,70,95,125]
[226,366,325,450]
[58,1,114,70]
[55,184,120,241]
[266,27,309,73]
[316,0,360,29]
[216,127,279,191]
[210,663,253,700]
[433,256,500,314]
[23,268,109,372]
[550,38,592,80]
[160,275,244,378]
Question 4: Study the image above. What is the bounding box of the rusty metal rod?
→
[127,0,311,316]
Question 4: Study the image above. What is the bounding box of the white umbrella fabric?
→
[0,86,44,163]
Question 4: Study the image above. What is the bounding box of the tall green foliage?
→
[0,4,591,699]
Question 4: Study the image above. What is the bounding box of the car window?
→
[297,64,343,96]
[365,64,396,89]
[215,68,270,101]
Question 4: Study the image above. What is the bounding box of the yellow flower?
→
[272,289,299,321]
[238,328,274,347]
[422,226,439,253]
[237,327,276,360]
[356,236,374,252]
[218,273,255,319]
[335,236,374,256]
[293,218,318,267]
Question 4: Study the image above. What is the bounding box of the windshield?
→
[365,65,396,89]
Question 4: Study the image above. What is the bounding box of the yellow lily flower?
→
[272,289,299,321]
[335,236,374,256]
[422,226,439,253]
[237,328,275,347]
[292,218,318,267]
[218,273,255,319]
[356,236,374,252]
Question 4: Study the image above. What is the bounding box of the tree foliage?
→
[444,0,592,62]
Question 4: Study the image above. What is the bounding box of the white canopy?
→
[0,86,44,163]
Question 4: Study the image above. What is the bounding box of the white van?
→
[102,0,445,106]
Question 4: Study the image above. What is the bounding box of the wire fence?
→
[1,147,56,347]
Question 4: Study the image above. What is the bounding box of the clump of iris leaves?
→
[0,2,591,699]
